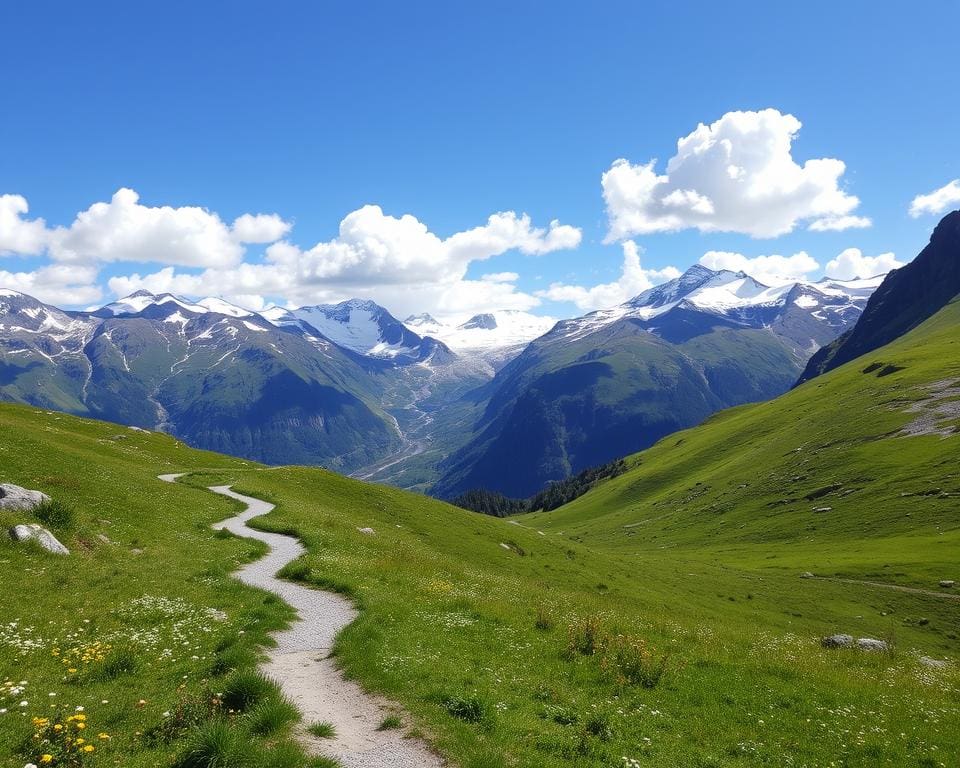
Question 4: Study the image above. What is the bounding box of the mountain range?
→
[0,261,882,489]
[431,266,879,497]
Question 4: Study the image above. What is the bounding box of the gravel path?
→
[157,474,446,768]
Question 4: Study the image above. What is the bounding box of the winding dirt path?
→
[158,473,445,768]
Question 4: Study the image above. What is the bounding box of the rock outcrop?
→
[0,483,50,511]
[9,523,69,555]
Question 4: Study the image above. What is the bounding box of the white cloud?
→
[108,205,581,318]
[481,271,520,283]
[824,248,903,280]
[602,109,868,240]
[48,188,244,267]
[231,213,292,243]
[909,179,960,218]
[0,194,49,256]
[0,264,102,306]
[808,215,872,232]
[537,241,681,312]
[699,250,820,286]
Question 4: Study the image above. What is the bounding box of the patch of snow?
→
[163,311,190,325]
[198,297,254,317]
[407,310,556,354]
[242,320,268,332]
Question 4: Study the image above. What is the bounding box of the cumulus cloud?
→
[47,188,244,267]
[0,264,103,306]
[231,213,292,243]
[909,179,960,218]
[602,109,868,240]
[108,205,581,318]
[824,248,903,280]
[0,194,49,256]
[0,188,580,316]
[699,250,821,286]
[261,206,581,287]
[536,241,681,312]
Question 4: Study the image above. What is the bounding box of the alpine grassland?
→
[0,300,958,767]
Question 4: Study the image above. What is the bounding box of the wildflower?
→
[97,732,110,740]
[82,745,94,753]
[40,757,53,764]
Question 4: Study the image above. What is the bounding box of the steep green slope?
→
[435,321,801,498]
[799,209,960,383]
[527,298,960,589]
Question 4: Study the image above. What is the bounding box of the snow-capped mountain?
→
[1,263,885,497]
[404,310,557,370]
[258,299,450,365]
[0,288,400,470]
[431,265,882,499]
[95,290,257,320]
[553,266,880,354]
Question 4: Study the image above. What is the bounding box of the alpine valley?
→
[0,262,879,494]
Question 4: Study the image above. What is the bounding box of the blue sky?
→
[1,1,958,320]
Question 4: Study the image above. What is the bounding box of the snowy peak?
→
[404,313,438,327]
[459,313,498,330]
[196,297,254,318]
[96,292,256,322]
[289,300,428,362]
[551,264,880,348]
[0,290,93,340]
[96,292,208,319]
[403,310,556,367]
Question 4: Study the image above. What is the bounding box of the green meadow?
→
[0,301,958,767]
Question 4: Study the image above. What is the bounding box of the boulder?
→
[9,524,69,555]
[939,580,955,588]
[0,484,50,511]
[821,634,853,648]
[856,637,889,652]
[918,656,948,669]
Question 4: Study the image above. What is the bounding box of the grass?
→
[377,714,402,730]
[32,497,75,529]
[0,301,957,766]
[307,721,337,739]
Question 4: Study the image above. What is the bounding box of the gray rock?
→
[856,637,889,652]
[939,580,955,588]
[812,506,833,513]
[821,633,854,648]
[800,571,815,579]
[9,523,69,555]
[918,656,948,669]
[0,484,50,511]
[357,527,376,535]
[128,426,151,433]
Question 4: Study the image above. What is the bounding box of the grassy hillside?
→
[525,298,960,590]
[1,283,958,768]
